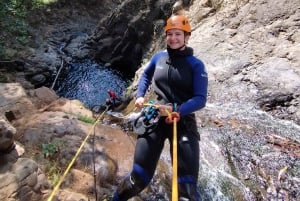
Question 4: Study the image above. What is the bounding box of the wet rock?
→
[30,74,47,87]
[0,117,16,152]
[0,60,24,72]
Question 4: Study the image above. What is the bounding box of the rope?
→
[172,117,178,201]
[51,59,64,89]
[93,125,98,201]
[47,106,109,201]
[164,108,179,201]
[143,102,179,200]
[143,103,159,108]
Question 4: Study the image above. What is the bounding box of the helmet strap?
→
[179,44,186,50]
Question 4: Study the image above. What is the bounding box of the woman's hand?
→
[135,97,145,108]
[158,104,173,116]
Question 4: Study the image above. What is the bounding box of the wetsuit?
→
[113,47,208,201]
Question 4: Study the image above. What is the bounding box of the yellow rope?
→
[47,106,109,201]
[172,117,178,201]
[143,103,159,108]
[164,109,179,201]
[134,103,179,200]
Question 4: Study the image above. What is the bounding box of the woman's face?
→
[166,29,190,50]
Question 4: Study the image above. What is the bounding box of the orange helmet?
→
[164,15,191,33]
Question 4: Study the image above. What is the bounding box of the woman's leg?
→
[113,122,167,201]
[176,117,201,201]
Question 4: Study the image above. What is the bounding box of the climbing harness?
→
[133,100,160,135]
[47,106,110,201]
[134,101,180,201]
[165,103,180,124]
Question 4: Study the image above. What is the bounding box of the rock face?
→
[0,157,50,201]
[84,0,179,76]
[0,0,300,200]
[0,118,16,152]
[12,0,298,125]
[186,0,300,124]
[0,81,136,201]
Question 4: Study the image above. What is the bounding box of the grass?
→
[45,160,62,186]
[78,115,96,124]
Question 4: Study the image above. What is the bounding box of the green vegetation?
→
[41,140,63,185]
[78,115,96,124]
[0,0,57,59]
[45,160,62,185]
[42,142,60,158]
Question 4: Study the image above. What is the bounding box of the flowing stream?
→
[195,103,300,201]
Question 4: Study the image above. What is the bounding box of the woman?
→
[113,14,208,201]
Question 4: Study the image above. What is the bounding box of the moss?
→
[78,115,96,124]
